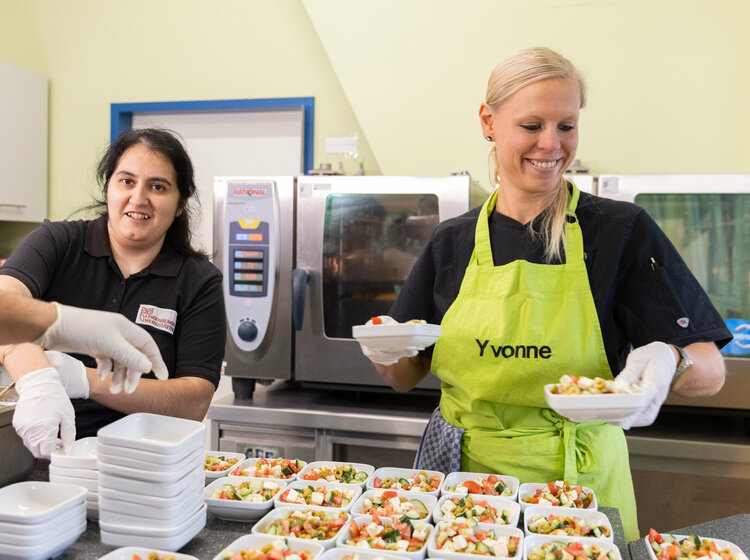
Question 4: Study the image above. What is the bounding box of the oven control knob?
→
[237,320,258,342]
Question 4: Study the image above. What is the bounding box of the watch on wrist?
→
[670,345,693,391]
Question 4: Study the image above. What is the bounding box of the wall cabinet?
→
[0,61,47,222]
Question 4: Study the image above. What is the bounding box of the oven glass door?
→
[635,192,750,357]
[322,193,439,338]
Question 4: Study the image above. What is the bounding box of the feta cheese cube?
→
[452,535,468,550]
[263,480,277,490]
[442,499,456,512]
[473,505,485,515]
[286,489,301,503]
[248,493,264,503]
[271,540,287,551]
[365,522,382,537]
[395,540,410,551]
[538,497,553,506]
[310,491,324,505]
[493,539,509,557]
[413,528,427,541]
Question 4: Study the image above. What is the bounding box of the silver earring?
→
[485,136,492,142]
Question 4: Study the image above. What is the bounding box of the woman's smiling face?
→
[481,77,580,198]
[106,143,182,254]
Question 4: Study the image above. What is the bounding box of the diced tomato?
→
[466,535,479,543]
[303,472,320,480]
[648,529,664,544]
[282,519,290,533]
[399,525,412,540]
[372,542,385,549]
[132,556,143,560]
[371,317,383,324]
[463,480,483,494]
[382,490,397,499]
[349,520,360,537]
[547,481,558,493]
[373,477,382,488]
[430,476,441,488]
[409,538,424,549]
[330,517,346,528]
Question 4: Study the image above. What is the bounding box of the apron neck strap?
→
[471,181,581,267]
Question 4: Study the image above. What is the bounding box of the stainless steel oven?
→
[214,175,470,397]
[597,173,750,410]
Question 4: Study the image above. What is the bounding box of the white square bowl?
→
[96,412,206,455]
[98,464,203,498]
[98,487,204,525]
[99,503,205,551]
[0,481,87,524]
[427,520,523,560]
[230,456,307,480]
[0,504,85,546]
[252,506,351,549]
[98,547,199,560]
[352,322,441,352]
[643,533,748,560]
[49,472,98,492]
[274,479,362,512]
[97,444,203,472]
[50,436,98,469]
[524,505,613,541]
[350,489,437,523]
[212,534,326,560]
[440,472,519,501]
[98,479,202,510]
[48,463,98,480]
[0,519,86,560]
[97,439,200,465]
[204,450,246,481]
[433,494,520,527]
[318,549,411,560]
[523,535,620,560]
[335,513,433,560]
[367,468,445,495]
[296,461,374,487]
[204,476,286,521]
[543,384,651,423]
[0,502,85,537]
[97,451,203,482]
[99,502,206,537]
[518,483,597,512]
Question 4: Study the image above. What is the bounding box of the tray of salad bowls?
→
[518,482,597,512]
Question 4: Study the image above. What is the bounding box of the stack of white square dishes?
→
[96,413,207,550]
[0,481,87,560]
[50,436,99,520]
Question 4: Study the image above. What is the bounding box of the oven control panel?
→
[221,180,278,352]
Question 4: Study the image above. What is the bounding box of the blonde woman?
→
[359,47,729,541]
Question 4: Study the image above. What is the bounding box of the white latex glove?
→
[36,302,169,394]
[12,367,76,459]
[358,315,420,366]
[611,341,677,430]
[45,351,89,399]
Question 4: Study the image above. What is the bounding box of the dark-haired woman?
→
[0,128,226,457]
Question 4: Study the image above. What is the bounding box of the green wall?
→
[1,0,749,222]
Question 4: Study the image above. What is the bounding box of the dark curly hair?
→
[93,128,207,259]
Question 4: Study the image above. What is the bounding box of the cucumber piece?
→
[476,541,490,554]
[399,477,411,485]
[281,466,294,476]
[404,509,420,520]
[354,471,369,482]
[296,459,305,469]
[409,499,428,516]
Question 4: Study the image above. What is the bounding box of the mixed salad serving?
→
[210,479,281,503]
[439,495,514,525]
[434,520,520,557]
[527,512,611,538]
[277,485,358,508]
[219,538,316,560]
[301,463,369,484]
[647,529,740,560]
[261,509,349,540]
[205,455,241,472]
[233,458,306,479]
[130,554,176,560]
[358,490,430,519]
[444,474,514,497]
[551,375,640,395]
[522,481,593,509]
[343,515,430,553]
[527,540,618,560]
[371,471,441,493]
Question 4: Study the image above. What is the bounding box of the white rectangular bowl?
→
[274,479,363,512]
[229,457,307,480]
[433,494,520,527]
[643,534,748,560]
[96,412,206,455]
[0,519,86,560]
[0,502,86,537]
[427,520,523,560]
[98,464,203,498]
[296,461,374,488]
[523,534,620,560]
[518,483,597,512]
[543,384,650,423]
[97,451,203,482]
[97,444,203,472]
[524,505,613,541]
[204,450,247,481]
[0,481,87,524]
[204,476,287,521]
[48,463,98,480]
[99,502,206,537]
[335,514,433,560]
[440,471,519,501]
[367,467,445,495]
[98,488,204,524]
[212,534,326,560]
[251,506,351,550]
[50,436,98,470]
[49,472,98,493]
[97,547,199,560]
[318,547,412,560]
[350,489,438,523]
[99,504,205,551]
[0,506,85,547]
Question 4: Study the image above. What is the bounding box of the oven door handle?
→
[292,268,310,331]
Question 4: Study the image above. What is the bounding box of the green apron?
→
[432,184,639,541]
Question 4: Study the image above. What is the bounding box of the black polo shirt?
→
[390,189,732,375]
[0,216,226,437]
